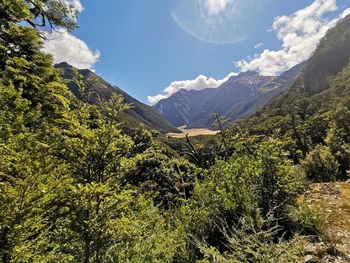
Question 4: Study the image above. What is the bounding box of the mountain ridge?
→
[56,62,179,133]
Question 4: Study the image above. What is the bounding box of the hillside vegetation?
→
[0,1,350,263]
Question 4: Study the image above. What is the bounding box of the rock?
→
[304,255,314,262]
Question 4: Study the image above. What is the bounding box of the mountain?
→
[235,15,350,157]
[154,64,304,129]
[302,14,350,95]
[56,62,178,133]
[221,62,306,127]
[248,14,350,121]
[154,88,218,127]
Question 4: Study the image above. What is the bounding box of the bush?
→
[177,138,305,260]
[302,145,340,182]
[197,217,306,263]
[325,127,350,178]
[288,201,325,234]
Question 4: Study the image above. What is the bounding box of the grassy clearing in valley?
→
[167,127,220,138]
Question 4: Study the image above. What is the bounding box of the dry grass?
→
[167,128,220,138]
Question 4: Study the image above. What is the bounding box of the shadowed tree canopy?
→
[0,0,80,72]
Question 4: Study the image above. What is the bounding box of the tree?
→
[0,79,72,261]
[0,1,79,260]
[0,0,80,71]
[1,0,79,31]
[121,148,198,210]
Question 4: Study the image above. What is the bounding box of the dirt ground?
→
[303,182,350,262]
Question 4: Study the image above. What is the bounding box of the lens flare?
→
[171,0,259,44]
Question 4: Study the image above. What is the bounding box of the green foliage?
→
[233,62,350,180]
[177,138,305,260]
[121,149,198,209]
[325,118,350,178]
[229,17,350,182]
[103,195,185,263]
[254,139,305,218]
[0,0,31,23]
[29,0,80,31]
[0,2,185,261]
[0,0,79,73]
[302,145,340,182]
[0,3,79,259]
[0,133,68,262]
[288,202,325,234]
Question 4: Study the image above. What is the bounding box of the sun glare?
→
[171,0,253,44]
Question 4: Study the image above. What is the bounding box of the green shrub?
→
[325,127,350,178]
[288,202,325,234]
[197,217,306,263]
[177,138,305,260]
[302,145,340,182]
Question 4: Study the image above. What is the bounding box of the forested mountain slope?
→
[56,62,178,133]
[233,15,350,178]
[303,15,350,95]
[237,15,350,137]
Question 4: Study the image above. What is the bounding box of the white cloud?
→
[43,29,100,70]
[205,0,234,16]
[235,0,350,76]
[147,72,237,105]
[254,42,264,49]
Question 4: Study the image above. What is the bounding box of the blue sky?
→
[44,0,350,104]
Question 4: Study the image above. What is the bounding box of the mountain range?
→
[55,14,350,135]
[154,63,305,129]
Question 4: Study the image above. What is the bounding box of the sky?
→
[43,0,350,104]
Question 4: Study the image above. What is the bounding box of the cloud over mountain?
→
[147,72,237,105]
[42,0,100,70]
[43,29,100,70]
